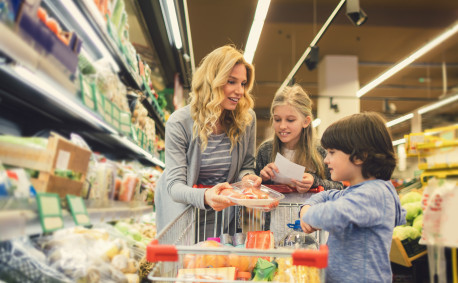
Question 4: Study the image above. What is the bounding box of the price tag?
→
[66,195,91,226]
[36,193,63,233]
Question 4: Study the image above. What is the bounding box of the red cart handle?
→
[146,239,179,262]
[292,245,328,268]
[192,184,324,194]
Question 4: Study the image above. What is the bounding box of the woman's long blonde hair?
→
[270,84,325,178]
[189,45,255,151]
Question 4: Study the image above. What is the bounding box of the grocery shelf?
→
[0,64,164,167]
[0,198,154,242]
[51,0,143,88]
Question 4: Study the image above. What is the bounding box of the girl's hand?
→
[242,174,262,187]
[204,182,234,211]
[299,205,317,233]
[291,173,314,193]
[260,163,279,182]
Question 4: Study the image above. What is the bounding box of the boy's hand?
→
[299,205,318,234]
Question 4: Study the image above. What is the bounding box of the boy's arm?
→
[303,187,385,234]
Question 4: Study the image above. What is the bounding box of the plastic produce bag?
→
[0,237,72,283]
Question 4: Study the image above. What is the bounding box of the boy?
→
[299,112,406,283]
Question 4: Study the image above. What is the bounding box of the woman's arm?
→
[164,114,207,209]
[238,110,257,180]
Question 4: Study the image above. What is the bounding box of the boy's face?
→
[324,149,364,186]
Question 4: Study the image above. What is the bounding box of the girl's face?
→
[272,104,311,149]
[221,63,247,111]
[324,149,364,186]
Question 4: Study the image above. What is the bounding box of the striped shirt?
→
[197,133,232,186]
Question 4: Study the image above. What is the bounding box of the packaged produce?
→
[252,258,277,281]
[183,240,229,269]
[226,180,284,210]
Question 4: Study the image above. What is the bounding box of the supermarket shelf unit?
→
[0,198,154,242]
[0,0,164,241]
[0,2,164,167]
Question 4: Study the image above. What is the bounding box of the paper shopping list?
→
[273,152,305,185]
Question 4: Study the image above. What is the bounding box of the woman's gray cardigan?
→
[155,105,257,233]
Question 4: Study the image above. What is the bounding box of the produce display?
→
[393,191,423,241]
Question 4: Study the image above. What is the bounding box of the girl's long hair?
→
[270,84,325,178]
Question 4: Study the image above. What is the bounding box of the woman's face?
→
[273,104,311,149]
[221,63,247,111]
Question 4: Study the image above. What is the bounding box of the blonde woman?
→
[155,45,262,237]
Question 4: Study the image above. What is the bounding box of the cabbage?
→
[403,202,422,221]
[393,226,421,241]
[412,214,423,232]
[400,191,422,206]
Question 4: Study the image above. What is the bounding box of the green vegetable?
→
[412,214,423,232]
[403,202,422,221]
[252,258,277,281]
[400,191,422,206]
[393,226,421,241]
[114,221,130,234]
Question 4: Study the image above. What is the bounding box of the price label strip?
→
[66,194,91,226]
[36,193,64,233]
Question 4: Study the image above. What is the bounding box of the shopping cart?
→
[146,185,327,282]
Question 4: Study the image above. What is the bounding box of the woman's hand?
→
[299,205,317,233]
[242,174,262,187]
[204,182,234,211]
[291,173,314,193]
[259,163,279,182]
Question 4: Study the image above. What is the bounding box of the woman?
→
[155,45,262,238]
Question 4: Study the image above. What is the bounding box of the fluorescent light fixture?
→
[392,138,406,146]
[418,93,458,114]
[357,21,458,97]
[386,113,414,128]
[312,118,321,128]
[244,0,271,64]
[165,0,183,49]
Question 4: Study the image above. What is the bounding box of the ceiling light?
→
[162,0,183,49]
[358,21,458,98]
[418,94,458,114]
[346,0,367,26]
[386,113,414,128]
[244,0,271,64]
[312,118,321,128]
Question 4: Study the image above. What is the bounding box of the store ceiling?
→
[131,0,458,142]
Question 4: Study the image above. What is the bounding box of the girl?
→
[255,84,343,205]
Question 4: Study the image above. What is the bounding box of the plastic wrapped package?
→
[36,226,143,282]
[0,237,72,283]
